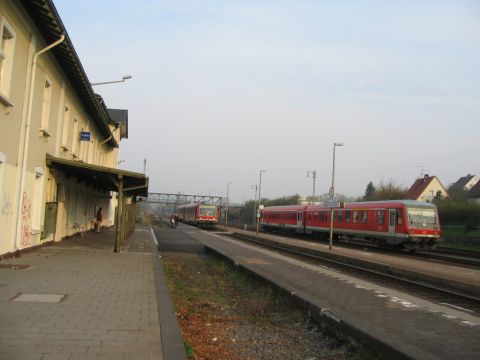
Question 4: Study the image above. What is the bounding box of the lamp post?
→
[225,181,231,230]
[91,75,132,86]
[256,170,266,234]
[251,184,258,226]
[307,170,317,204]
[329,142,343,250]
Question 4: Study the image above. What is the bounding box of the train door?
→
[388,209,396,237]
[297,211,303,233]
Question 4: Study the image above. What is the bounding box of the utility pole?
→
[307,170,317,204]
[251,184,258,226]
[225,181,231,230]
[256,170,266,234]
[143,158,147,175]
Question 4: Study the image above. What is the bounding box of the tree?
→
[364,181,376,200]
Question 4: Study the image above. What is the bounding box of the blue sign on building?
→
[80,132,91,141]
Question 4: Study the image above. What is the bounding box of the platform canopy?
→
[46,154,148,197]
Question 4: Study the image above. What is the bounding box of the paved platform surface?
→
[230,227,480,288]
[179,225,480,360]
[0,224,185,360]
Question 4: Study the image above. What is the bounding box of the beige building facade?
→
[0,0,147,256]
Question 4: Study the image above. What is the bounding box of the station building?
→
[0,0,148,257]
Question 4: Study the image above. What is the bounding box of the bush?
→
[434,198,480,226]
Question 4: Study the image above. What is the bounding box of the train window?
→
[397,210,403,225]
[333,212,337,222]
[298,213,302,221]
[345,211,351,223]
[352,211,358,223]
[338,211,343,222]
[377,211,385,224]
[361,211,368,224]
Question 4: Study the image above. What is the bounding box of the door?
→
[388,209,396,236]
[43,202,58,241]
[297,211,303,232]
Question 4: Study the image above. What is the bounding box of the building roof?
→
[19,0,118,148]
[467,181,480,199]
[451,175,475,191]
[405,175,436,200]
[107,109,128,139]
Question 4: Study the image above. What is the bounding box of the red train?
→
[176,203,220,228]
[261,200,441,250]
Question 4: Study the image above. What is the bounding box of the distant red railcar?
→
[177,203,219,228]
[261,200,441,250]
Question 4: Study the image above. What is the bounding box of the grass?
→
[184,341,194,358]
[162,252,365,360]
[439,226,480,251]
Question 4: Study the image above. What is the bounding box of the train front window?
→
[407,208,436,227]
[199,206,217,216]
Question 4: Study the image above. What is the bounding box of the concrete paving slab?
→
[0,224,186,360]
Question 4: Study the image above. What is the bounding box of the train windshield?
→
[199,206,217,216]
[407,208,437,228]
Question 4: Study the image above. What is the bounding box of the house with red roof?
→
[405,175,448,202]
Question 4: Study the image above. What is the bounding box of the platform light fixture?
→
[91,75,132,86]
[329,142,343,250]
[256,170,267,234]
[225,181,231,230]
[251,184,258,225]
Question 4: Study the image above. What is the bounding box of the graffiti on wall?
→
[21,192,32,247]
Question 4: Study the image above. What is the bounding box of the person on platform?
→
[96,207,103,232]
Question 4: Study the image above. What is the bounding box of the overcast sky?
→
[54,0,480,203]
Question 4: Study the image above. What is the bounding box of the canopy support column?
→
[114,174,124,252]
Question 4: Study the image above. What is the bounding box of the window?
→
[32,167,45,231]
[361,211,368,224]
[40,78,52,131]
[337,211,343,223]
[352,211,358,223]
[61,105,69,148]
[377,210,385,224]
[0,18,15,101]
[397,209,403,225]
[345,211,351,223]
[0,152,5,201]
[71,118,79,156]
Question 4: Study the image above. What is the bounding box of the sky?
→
[53,0,480,203]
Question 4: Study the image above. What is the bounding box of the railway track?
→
[224,231,480,312]
[223,224,480,268]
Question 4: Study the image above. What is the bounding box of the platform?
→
[183,225,480,359]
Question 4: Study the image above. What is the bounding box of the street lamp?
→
[256,170,266,234]
[225,181,231,230]
[329,142,343,250]
[91,75,132,86]
[251,184,258,225]
[307,170,317,204]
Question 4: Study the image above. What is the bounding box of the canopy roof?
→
[46,155,148,197]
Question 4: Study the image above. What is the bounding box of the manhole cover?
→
[11,293,67,303]
[0,264,30,270]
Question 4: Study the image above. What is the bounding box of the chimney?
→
[424,174,429,179]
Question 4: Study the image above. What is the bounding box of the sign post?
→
[324,193,339,250]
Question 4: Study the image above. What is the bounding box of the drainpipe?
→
[14,35,65,254]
